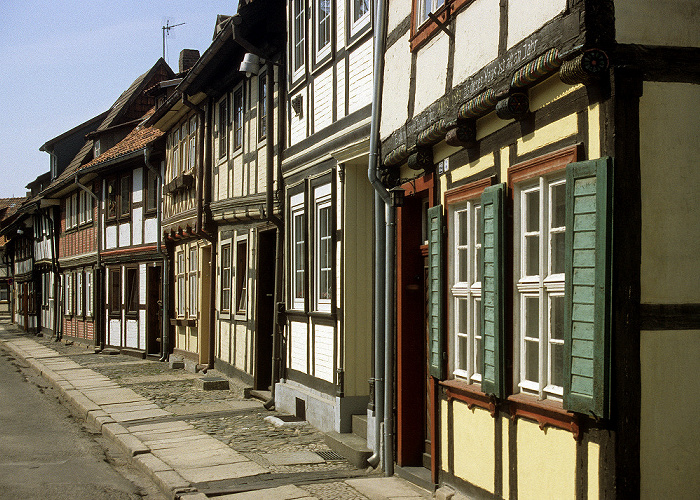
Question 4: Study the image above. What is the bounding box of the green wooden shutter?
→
[428,205,445,380]
[563,157,613,419]
[480,183,506,398]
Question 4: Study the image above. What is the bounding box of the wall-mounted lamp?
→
[389,186,405,208]
[239,53,262,76]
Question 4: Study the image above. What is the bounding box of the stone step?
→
[194,376,229,390]
[395,465,436,493]
[352,414,368,440]
[324,431,372,469]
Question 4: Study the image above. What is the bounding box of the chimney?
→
[179,49,200,73]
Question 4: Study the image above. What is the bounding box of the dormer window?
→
[94,139,101,158]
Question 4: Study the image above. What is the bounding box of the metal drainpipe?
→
[144,146,170,362]
[74,175,102,350]
[366,0,391,473]
[42,206,61,341]
[263,61,284,410]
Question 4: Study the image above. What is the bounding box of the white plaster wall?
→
[507,0,566,48]
[109,318,121,346]
[106,225,117,250]
[132,207,143,246]
[336,0,346,48]
[413,33,449,117]
[381,32,411,139]
[235,322,248,370]
[126,319,138,348]
[314,67,334,132]
[290,88,307,146]
[616,0,700,48]
[452,0,500,86]
[639,82,700,303]
[144,217,157,244]
[119,222,130,247]
[313,323,334,382]
[220,322,231,363]
[388,0,411,33]
[290,320,308,372]
[348,38,373,113]
[139,309,146,349]
[336,59,346,120]
[132,168,143,204]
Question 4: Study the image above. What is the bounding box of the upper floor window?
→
[189,116,197,169]
[351,0,370,31]
[316,0,331,58]
[78,189,93,225]
[292,0,306,78]
[233,86,244,151]
[94,139,101,158]
[258,73,267,140]
[106,174,131,222]
[145,167,159,213]
[172,128,181,177]
[416,0,445,27]
[218,97,228,158]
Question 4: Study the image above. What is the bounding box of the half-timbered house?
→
[275,0,376,442]
[147,3,286,387]
[0,198,26,322]
[38,58,173,348]
[77,115,166,356]
[374,0,700,497]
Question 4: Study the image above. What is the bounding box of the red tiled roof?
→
[80,113,164,172]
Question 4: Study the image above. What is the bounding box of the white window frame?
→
[218,97,228,159]
[235,237,248,315]
[290,192,305,311]
[232,84,244,151]
[449,199,482,383]
[350,0,371,35]
[172,128,181,178]
[220,242,232,314]
[514,174,566,400]
[416,0,445,27]
[313,183,332,312]
[86,269,93,317]
[291,0,306,80]
[315,0,332,59]
[177,251,185,317]
[65,273,73,316]
[188,116,197,173]
[76,271,84,317]
[188,245,198,318]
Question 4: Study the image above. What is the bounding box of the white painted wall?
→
[507,0,566,48]
[452,0,500,87]
[290,320,307,372]
[132,207,143,245]
[348,38,373,113]
[414,33,449,117]
[314,67,334,132]
[314,323,334,382]
[118,222,130,247]
[381,32,412,139]
[144,218,157,244]
[388,0,411,33]
[290,88,308,146]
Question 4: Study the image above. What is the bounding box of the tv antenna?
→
[162,20,186,61]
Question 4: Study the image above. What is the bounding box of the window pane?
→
[353,0,369,22]
[318,0,331,49]
[525,340,539,383]
[526,235,539,276]
[551,183,566,228]
[458,248,469,283]
[457,335,468,373]
[526,190,539,232]
[551,344,563,387]
[550,295,564,341]
[525,296,539,339]
[120,176,130,217]
[551,232,565,275]
[474,297,482,377]
[457,210,468,246]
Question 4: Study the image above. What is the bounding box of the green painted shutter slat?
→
[480,183,506,398]
[563,157,613,419]
[427,205,445,380]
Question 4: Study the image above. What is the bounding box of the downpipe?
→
[366,0,391,472]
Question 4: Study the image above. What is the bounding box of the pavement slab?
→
[262,451,326,466]
[178,461,270,482]
[215,484,319,500]
[82,387,148,405]
[344,478,431,500]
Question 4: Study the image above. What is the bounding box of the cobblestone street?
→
[24,333,379,499]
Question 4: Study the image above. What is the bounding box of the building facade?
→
[377,0,700,497]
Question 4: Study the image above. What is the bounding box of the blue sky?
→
[0,1,238,198]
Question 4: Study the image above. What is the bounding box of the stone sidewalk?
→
[0,325,432,500]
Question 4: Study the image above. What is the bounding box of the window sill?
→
[507,393,581,440]
[441,379,496,416]
[170,318,197,327]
